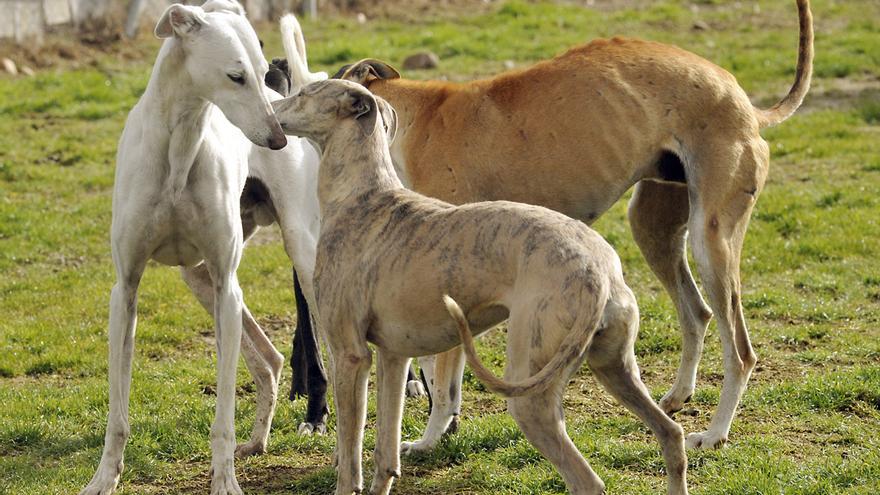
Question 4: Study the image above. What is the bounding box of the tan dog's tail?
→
[756,0,814,128]
[280,14,327,92]
[443,294,605,398]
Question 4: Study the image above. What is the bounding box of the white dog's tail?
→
[280,14,328,93]
[755,0,813,128]
[443,293,605,398]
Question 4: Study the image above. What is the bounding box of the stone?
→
[2,58,17,75]
[402,51,439,71]
[21,66,35,77]
[692,20,711,31]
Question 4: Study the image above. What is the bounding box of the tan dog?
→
[331,0,814,450]
[272,79,689,495]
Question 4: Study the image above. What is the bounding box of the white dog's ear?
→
[346,90,378,137]
[155,4,205,39]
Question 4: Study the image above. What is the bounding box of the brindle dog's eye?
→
[228,73,246,85]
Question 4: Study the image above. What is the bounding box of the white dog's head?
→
[155,1,287,150]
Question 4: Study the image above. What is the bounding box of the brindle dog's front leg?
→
[370,350,410,495]
[327,321,372,495]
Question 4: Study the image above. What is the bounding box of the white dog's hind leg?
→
[370,350,410,495]
[209,272,245,495]
[180,264,283,457]
[80,263,144,495]
[402,349,465,455]
[405,363,426,398]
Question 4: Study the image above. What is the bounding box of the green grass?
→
[1,0,879,493]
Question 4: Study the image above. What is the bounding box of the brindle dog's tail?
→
[443,293,605,398]
[756,0,814,128]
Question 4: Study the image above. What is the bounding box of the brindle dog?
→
[271,79,688,495]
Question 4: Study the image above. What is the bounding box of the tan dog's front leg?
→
[330,329,372,495]
[370,351,410,495]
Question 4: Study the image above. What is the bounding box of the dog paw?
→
[659,390,692,416]
[235,439,266,458]
[400,440,434,456]
[210,467,243,495]
[297,420,327,436]
[79,480,118,495]
[405,379,427,398]
[79,462,122,495]
[685,430,728,450]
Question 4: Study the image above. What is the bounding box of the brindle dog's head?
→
[272,79,397,149]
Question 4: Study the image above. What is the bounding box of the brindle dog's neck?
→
[318,125,404,217]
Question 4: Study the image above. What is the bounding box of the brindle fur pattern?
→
[272,79,689,495]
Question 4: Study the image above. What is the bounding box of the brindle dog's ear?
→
[346,90,378,137]
[336,59,401,86]
[376,97,398,144]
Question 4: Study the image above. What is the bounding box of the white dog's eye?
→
[227,73,246,85]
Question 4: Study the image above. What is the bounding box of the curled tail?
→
[756,0,814,128]
[280,14,328,92]
[442,293,605,398]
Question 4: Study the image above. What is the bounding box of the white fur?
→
[280,14,328,93]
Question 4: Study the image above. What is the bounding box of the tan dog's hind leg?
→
[684,138,769,450]
[403,348,466,455]
[370,350,410,495]
[628,181,713,415]
[588,288,688,495]
[180,264,284,457]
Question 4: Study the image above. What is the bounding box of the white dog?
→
[80,2,289,494]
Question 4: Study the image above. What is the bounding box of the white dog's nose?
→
[267,118,287,150]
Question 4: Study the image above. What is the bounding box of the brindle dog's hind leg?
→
[588,286,688,495]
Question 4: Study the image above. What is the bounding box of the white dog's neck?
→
[318,131,403,216]
[141,39,212,200]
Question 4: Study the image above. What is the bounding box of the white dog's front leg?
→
[80,276,141,495]
[210,276,244,495]
[402,348,465,455]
